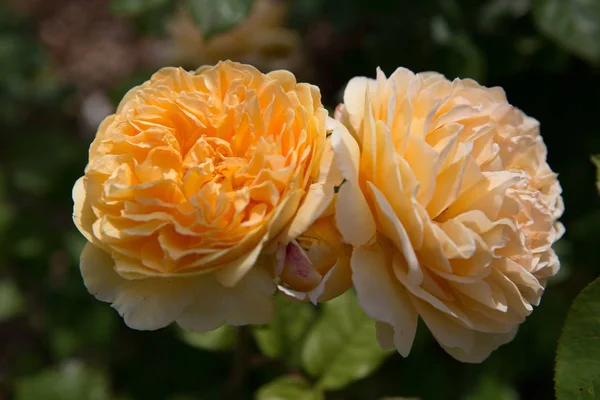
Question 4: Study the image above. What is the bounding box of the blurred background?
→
[1,0,599,399]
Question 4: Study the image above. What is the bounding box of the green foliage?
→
[555,277,600,400]
[7,131,80,197]
[253,295,316,365]
[108,0,176,36]
[464,375,517,400]
[302,291,392,391]
[179,325,235,352]
[184,0,254,39]
[15,361,111,400]
[255,376,324,400]
[0,280,24,322]
[0,13,65,125]
[110,0,171,16]
[593,155,600,194]
[430,16,485,80]
[379,398,420,400]
[533,0,600,63]
[48,305,118,359]
[250,291,391,394]
[0,171,12,237]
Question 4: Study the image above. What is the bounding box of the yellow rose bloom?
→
[72,61,336,331]
[332,68,564,362]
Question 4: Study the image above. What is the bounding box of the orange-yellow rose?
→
[332,68,564,362]
[72,61,337,331]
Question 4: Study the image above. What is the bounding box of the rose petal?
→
[177,266,275,332]
[331,121,376,246]
[414,296,517,363]
[72,177,96,243]
[80,242,124,303]
[81,242,202,330]
[351,245,418,357]
[285,183,334,241]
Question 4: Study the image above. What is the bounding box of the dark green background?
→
[1,0,599,399]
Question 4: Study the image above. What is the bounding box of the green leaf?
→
[380,398,421,400]
[301,291,392,390]
[253,295,316,365]
[430,17,485,81]
[463,375,517,400]
[63,230,88,265]
[255,375,324,400]
[109,0,170,16]
[0,279,24,322]
[49,306,118,358]
[446,34,485,81]
[15,361,111,400]
[0,170,12,237]
[555,277,600,399]
[592,154,600,194]
[533,0,600,63]
[184,0,254,39]
[478,0,530,32]
[167,395,199,400]
[7,130,79,197]
[179,325,235,352]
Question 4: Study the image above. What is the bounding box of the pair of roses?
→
[73,61,563,362]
